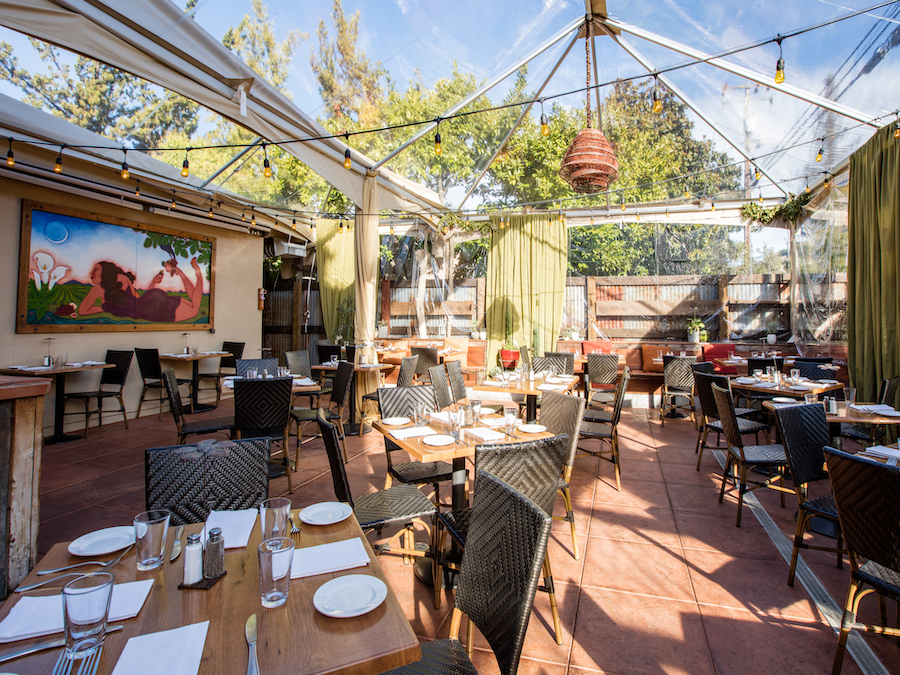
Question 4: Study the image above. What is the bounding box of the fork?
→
[289,514,301,534]
[51,650,74,675]
[77,645,103,675]
[38,545,133,576]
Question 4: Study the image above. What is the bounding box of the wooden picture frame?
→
[17,200,216,333]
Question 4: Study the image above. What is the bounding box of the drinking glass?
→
[728,351,735,361]
[805,393,819,405]
[843,387,856,406]
[260,497,291,540]
[247,367,258,380]
[680,351,687,357]
[752,369,763,383]
[62,573,113,660]
[766,366,776,381]
[790,368,800,383]
[413,403,425,427]
[134,509,170,571]
[503,406,518,435]
[752,351,759,358]
[470,400,482,425]
[258,537,294,608]
[449,409,462,443]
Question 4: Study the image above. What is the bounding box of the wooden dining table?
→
[311,363,390,433]
[471,374,579,422]
[0,511,420,675]
[159,352,228,414]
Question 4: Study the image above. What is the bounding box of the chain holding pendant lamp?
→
[559,20,619,193]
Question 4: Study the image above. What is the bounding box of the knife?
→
[169,525,185,563]
[0,625,123,665]
[503,428,520,440]
[245,614,260,675]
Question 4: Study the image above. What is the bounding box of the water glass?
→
[258,537,294,608]
[247,367,258,380]
[752,351,759,358]
[134,509,170,571]
[790,368,800,383]
[843,387,856,406]
[503,406,518,435]
[413,403,425,427]
[805,393,819,405]
[752,369,763,383]
[766,366,776,381]
[449,409,462,442]
[62,573,113,660]
[260,497,291,540]
[728,351,735,361]
[470,400,482,425]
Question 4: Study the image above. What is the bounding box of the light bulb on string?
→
[311,218,316,231]
[171,191,177,208]
[620,192,626,211]
[343,134,352,170]
[291,212,297,230]
[758,189,764,203]
[499,212,505,229]
[816,140,823,162]
[262,143,271,178]
[272,217,278,229]
[710,201,715,211]
[443,223,449,235]
[6,137,14,166]
[339,220,344,234]
[651,77,663,114]
[774,35,785,84]
[805,178,810,194]
[754,165,761,181]
[635,210,640,221]
[241,210,246,222]
[208,202,213,217]
[434,127,442,156]
[665,207,670,218]
[547,212,552,228]
[684,186,690,199]
[823,172,830,189]
[54,146,64,173]
[894,114,900,138]
[181,149,190,177]
[389,224,394,236]
[251,208,256,227]
[539,99,550,137]
[134,180,140,197]
[120,149,129,180]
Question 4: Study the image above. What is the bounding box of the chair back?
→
[711,382,745,456]
[233,378,293,437]
[317,409,354,507]
[429,365,453,410]
[611,367,631,425]
[824,447,900,573]
[396,355,418,388]
[518,345,531,369]
[446,359,467,403]
[539,391,585,473]
[317,344,342,364]
[235,358,278,378]
[455,469,552,675]
[586,353,619,387]
[344,345,356,365]
[145,439,270,525]
[747,357,784,374]
[134,348,163,381]
[220,341,244,371]
[532,355,566,375]
[284,350,312,377]
[691,361,716,375]
[773,403,830,488]
[543,352,575,375]
[330,361,355,409]
[411,347,438,375]
[100,350,133,388]
[794,356,833,364]
[693,371,731,423]
[795,361,828,380]
[663,355,694,389]
[378,385,437,418]
[878,377,900,406]
[162,368,186,424]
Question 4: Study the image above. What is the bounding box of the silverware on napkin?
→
[170,525,185,563]
[246,613,260,675]
[36,544,133,576]
[0,625,122,664]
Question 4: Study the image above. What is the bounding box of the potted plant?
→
[687,316,704,343]
[499,308,519,369]
[766,320,778,345]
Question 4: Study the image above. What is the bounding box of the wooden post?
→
[586,277,597,338]
[381,279,392,326]
[718,275,729,340]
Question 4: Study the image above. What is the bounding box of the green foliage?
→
[335,295,355,343]
[740,192,813,225]
[503,306,514,349]
[142,231,211,270]
[532,326,541,357]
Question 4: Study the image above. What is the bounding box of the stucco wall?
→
[0,174,263,435]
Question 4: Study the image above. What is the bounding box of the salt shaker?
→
[829,397,838,415]
[203,527,225,579]
[183,533,202,585]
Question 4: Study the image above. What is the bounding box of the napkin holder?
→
[179,571,226,591]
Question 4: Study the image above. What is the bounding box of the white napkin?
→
[292,377,318,386]
[390,426,437,440]
[755,381,778,388]
[291,538,369,578]
[480,380,507,387]
[111,620,209,675]
[479,417,507,428]
[538,384,566,391]
[161,353,181,358]
[466,427,505,442]
[22,366,51,371]
[866,445,900,460]
[429,411,452,424]
[205,509,258,549]
[0,579,154,643]
[851,404,895,414]
[735,377,756,384]
[65,362,86,367]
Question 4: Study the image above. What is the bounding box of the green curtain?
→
[848,123,900,406]
[319,217,356,342]
[485,213,567,369]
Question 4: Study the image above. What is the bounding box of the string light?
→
[6,138,13,167]
[539,100,550,137]
[171,191,177,208]
[754,165,761,181]
[262,143,271,178]
[241,210,246,222]
[291,212,297,230]
[710,201,716,211]
[805,177,810,193]
[389,224,394,235]
[823,171,830,189]
[434,122,442,156]
[684,186,690,199]
[251,207,256,227]
[134,180,140,197]
[343,134,352,170]
[635,210,640,221]
[311,218,316,231]
[620,191,626,211]
[651,77,663,114]
[181,148,190,177]
[895,114,900,138]
[758,189,764,203]
[499,211,505,229]
[208,202,213,217]
[272,217,278,229]
[816,140,823,162]
[339,219,344,234]
[665,207,670,218]
[774,35,785,84]
[120,149,129,180]
[547,212,552,228]
[54,146,64,173]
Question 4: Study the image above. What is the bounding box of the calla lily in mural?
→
[48,265,69,290]
[32,252,55,286]
[31,270,42,291]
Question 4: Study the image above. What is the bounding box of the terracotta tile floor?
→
[37,403,900,675]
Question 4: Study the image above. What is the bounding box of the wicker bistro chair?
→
[693,370,767,472]
[540,390,586,560]
[285,349,330,407]
[578,367,630,491]
[235,358,278,378]
[196,341,244,403]
[519,345,532,370]
[773,404,847,586]
[317,409,436,565]
[712,382,791,527]
[429,365,454,411]
[387,469,552,675]
[794,360,831,380]
[585,353,620,410]
[145,438,269,526]
[291,360,354,463]
[536,353,575,376]
[316,344,341,364]
[823,447,900,675]
[63,350,133,438]
[432,434,569,645]
[162,369,234,445]
[841,377,900,447]
[233,377,295,493]
[660,355,696,426]
[134,348,192,419]
[360,355,418,434]
[446,359,467,404]
[411,346,439,383]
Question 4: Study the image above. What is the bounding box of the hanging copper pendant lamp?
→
[559,20,619,193]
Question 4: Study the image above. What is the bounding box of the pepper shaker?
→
[203,527,225,579]
[183,533,203,585]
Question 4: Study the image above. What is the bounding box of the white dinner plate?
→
[818,379,839,385]
[772,397,797,403]
[735,377,755,384]
[314,574,387,618]
[299,502,353,526]
[518,424,547,434]
[68,526,134,557]
[422,435,455,447]
[381,417,410,426]
[788,385,810,391]
[879,409,900,417]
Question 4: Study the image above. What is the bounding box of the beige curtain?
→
[354,175,380,417]
[485,213,568,369]
[319,217,355,343]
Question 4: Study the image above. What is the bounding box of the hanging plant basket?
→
[559,128,619,193]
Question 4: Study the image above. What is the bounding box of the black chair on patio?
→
[162,369,235,445]
[411,346,438,383]
[578,367,630,491]
[285,349,330,407]
[841,376,900,447]
[63,350,133,438]
[794,360,831,380]
[316,344,342,364]
[235,358,278,378]
[541,351,575,375]
[428,364,453,411]
[359,355,418,435]
[196,341,244,403]
[233,377,294,493]
[446,359,467,404]
[145,438,269,525]
[291,360,354,463]
[135,347,192,419]
[585,352,620,411]
[773,403,846,586]
[660,355,696,426]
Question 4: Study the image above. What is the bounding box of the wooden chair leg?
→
[559,486,579,560]
[788,509,809,586]
[335,417,349,463]
[542,556,563,645]
[117,395,128,429]
[832,579,861,675]
[735,465,748,527]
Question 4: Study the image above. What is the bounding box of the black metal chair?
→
[794,360,830,380]
[544,351,575,375]
[446,359,467,404]
[196,341,244,402]
[235,358,278,378]
[291,360,354,462]
[285,349,330,407]
[387,468,552,675]
[712,382,790,527]
[660,355,696,425]
[162,369,235,445]
[824,446,900,675]
[63,350,133,438]
[428,364,453,411]
[145,438,269,525]
[585,353,620,410]
[317,409,436,565]
[411,346,438,383]
[134,347,192,419]
[773,403,846,586]
[359,355,418,434]
[578,367,630,491]
[316,344,342,364]
[841,377,900,446]
[233,377,294,493]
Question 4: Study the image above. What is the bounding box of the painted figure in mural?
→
[77,257,204,322]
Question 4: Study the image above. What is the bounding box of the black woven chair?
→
[145,438,269,525]
[712,382,790,527]
[162,369,235,446]
[233,377,294,493]
[196,341,244,402]
[578,367,630,491]
[386,469,551,675]
[694,370,767,472]
[824,446,900,675]
[411,346,438,383]
[429,364,453,411]
[773,403,846,586]
[134,347,192,419]
[360,355,418,432]
[543,352,575,375]
[540,390,586,559]
[841,377,900,446]
[316,344,342,364]
[285,349,330,407]
[433,434,569,645]
[518,345,532,370]
[291,360,354,462]
[660,355,696,425]
[585,353,620,410]
[794,360,830,380]
[235,358,278,378]
[317,409,436,564]
[63,350,133,438]
[446,359,467,404]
